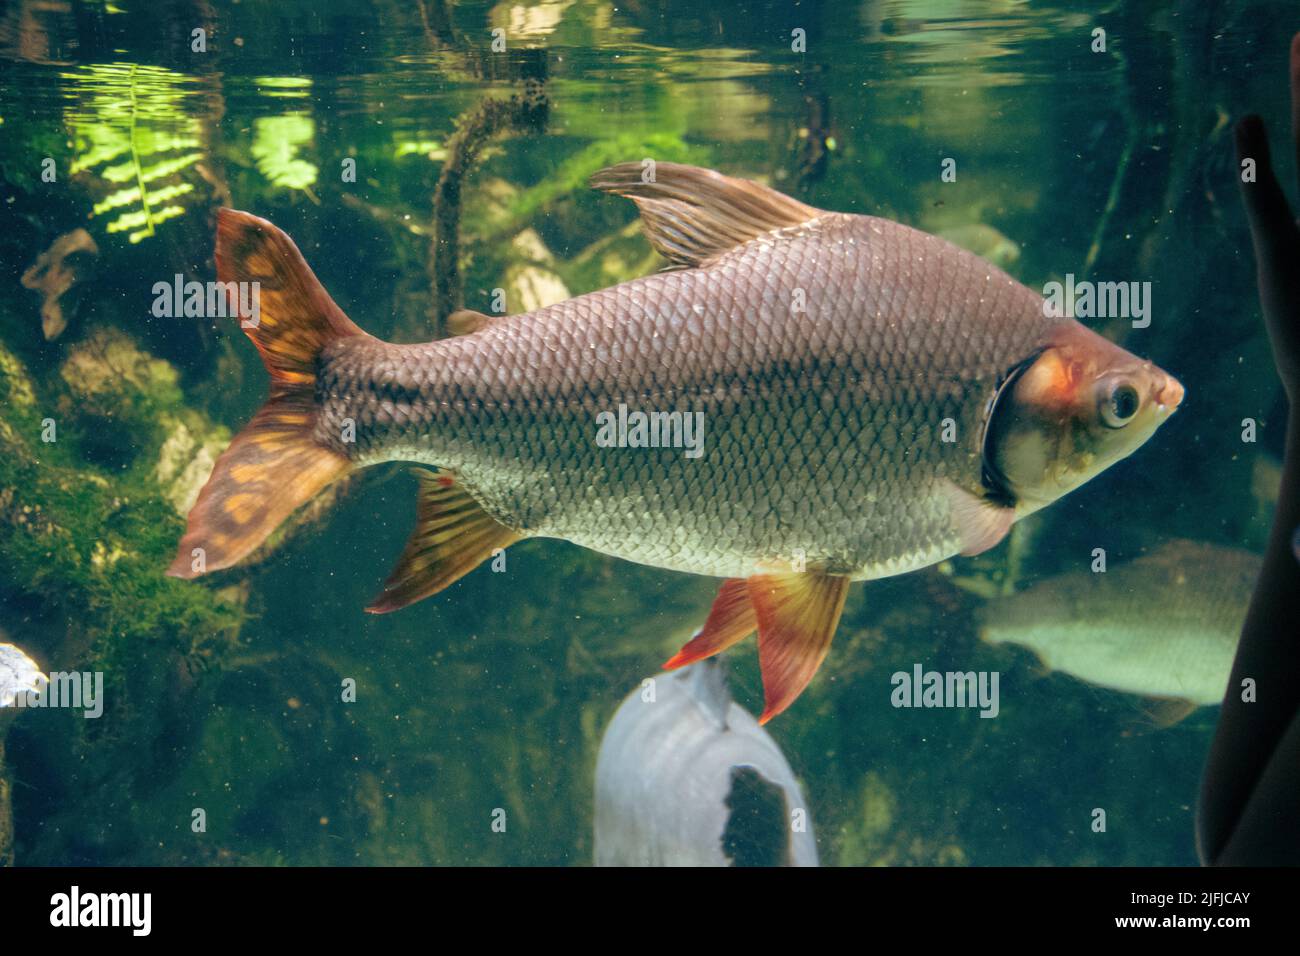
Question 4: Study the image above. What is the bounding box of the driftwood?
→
[20,228,98,341]
[429,55,548,333]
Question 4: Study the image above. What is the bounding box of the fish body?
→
[322,210,1055,581]
[979,541,1258,706]
[593,659,818,867]
[170,163,1183,720]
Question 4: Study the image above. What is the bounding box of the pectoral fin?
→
[945,480,1016,557]
[1145,697,1200,729]
[366,468,521,614]
[749,572,850,724]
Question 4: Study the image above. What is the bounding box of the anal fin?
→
[945,480,1016,557]
[749,572,850,724]
[366,468,521,613]
[664,579,756,669]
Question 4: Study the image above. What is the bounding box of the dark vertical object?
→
[795,90,833,192]
[721,765,791,866]
[1197,32,1300,866]
[429,49,549,334]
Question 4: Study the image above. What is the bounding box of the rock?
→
[0,641,45,715]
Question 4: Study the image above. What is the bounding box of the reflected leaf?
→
[251,112,319,191]
[61,62,205,243]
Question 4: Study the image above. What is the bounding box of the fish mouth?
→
[1153,374,1185,416]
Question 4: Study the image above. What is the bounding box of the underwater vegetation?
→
[0,0,1294,867]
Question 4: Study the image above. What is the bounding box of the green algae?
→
[0,333,244,861]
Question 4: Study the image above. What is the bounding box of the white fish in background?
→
[594,659,817,866]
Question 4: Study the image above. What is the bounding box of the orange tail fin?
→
[167,210,368,579]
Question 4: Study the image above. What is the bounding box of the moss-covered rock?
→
[0,334,246,863]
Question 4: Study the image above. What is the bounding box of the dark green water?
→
[0,0,1294,865]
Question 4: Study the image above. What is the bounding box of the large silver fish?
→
[594,659,818,866]
[169,163,1183,720]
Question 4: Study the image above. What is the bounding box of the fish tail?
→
[166,209,369,579]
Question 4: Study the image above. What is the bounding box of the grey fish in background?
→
[936,223,1021,271]
[593,659,818,866]
[978,540,1260,708]
[168,163,1183,720]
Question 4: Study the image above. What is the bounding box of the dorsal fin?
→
[588,162,823,268]
[685,658,734,731]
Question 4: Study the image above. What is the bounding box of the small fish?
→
[168,163,1183,720]
[593,659,818,866]
[979,540,1259,708]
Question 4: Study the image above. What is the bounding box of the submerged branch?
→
[429,71,548,334]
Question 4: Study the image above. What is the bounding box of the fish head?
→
[986,321,1183,513]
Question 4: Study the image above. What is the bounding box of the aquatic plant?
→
[63,63,205,243]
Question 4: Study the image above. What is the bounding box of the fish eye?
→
[1100,382,1141,428]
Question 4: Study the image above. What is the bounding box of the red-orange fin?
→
[945,480,1016,557]
[213,208,368,384]
[168,210,367,578]
[749,572,851,724]
[365,468,522,614]
[664,579,756,669]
